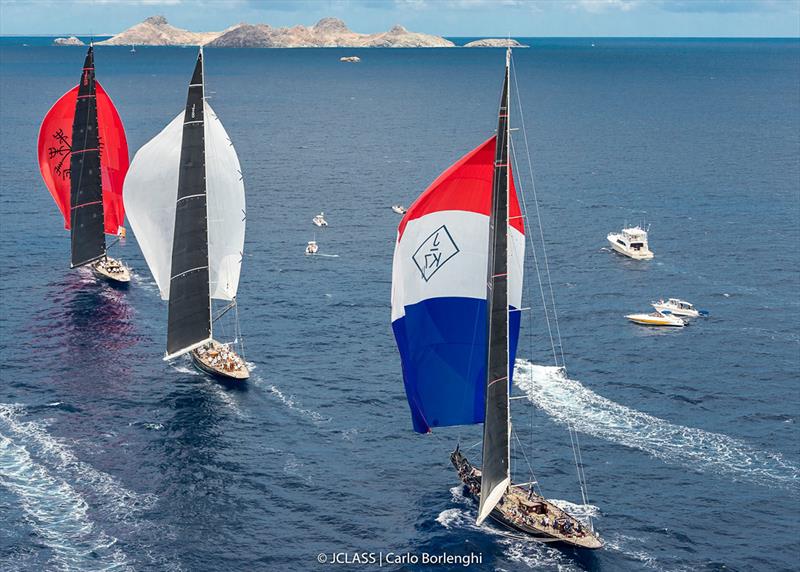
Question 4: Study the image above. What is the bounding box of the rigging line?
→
[567,422,590,507]
[509,134,558,366]
[509,53,590,506]
[511,57,566,370]
[512,428,543,498]
[573,427,590,506]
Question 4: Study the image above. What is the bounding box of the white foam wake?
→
[0,404,157,523]
[259,382,331,424]
[514,361,799,491]
[0,433,128,571]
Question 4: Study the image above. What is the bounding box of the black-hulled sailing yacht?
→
[391,49,602,549]
[124,49,249,380]
[38,45,131,284]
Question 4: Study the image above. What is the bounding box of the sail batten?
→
[477,52,513,524]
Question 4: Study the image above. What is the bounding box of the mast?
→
[166,49,212,359]
[477,48,512,525]
[69,45,106,268]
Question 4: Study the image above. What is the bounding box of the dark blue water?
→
[1,39,798,571]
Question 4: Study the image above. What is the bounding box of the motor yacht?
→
[305,240,319,255]
[312,212,328,227]
[652,298,707,318]
[607,226,654,260]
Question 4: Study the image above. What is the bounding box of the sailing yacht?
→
[38,45,131,284]
[391,49,602,549]
[123,49,249,381]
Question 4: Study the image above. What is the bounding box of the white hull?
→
[607,236,653,260]
[652,303,699,318]
[626,312,685,327]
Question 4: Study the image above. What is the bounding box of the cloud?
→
[655,0,798,13]
[572,0,640,12]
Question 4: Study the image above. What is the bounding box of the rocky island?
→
[97,15,224,46]
[98,16,454,48]
[53,36,85,46]
[464,38,529,48]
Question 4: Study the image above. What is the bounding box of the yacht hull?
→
[191,342,249,381]
[450,449,602,549]
[607,236,653,260]
[90,257,131,285]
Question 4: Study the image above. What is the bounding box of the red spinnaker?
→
[37,81,129,234]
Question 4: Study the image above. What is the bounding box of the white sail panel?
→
[204,101,245,301]
[123,112,182,301]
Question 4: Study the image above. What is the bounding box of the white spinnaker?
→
[123,112,182,301]
[204,101,245,301]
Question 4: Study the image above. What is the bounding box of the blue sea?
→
[0,38,798,571]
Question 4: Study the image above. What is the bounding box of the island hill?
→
[94,16,527,48]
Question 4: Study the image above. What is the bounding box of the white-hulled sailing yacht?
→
[123,48,249,380]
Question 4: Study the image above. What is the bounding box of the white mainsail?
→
[123,102,245,302]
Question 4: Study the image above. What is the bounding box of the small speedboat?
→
[626,310,685,327]
[91,256,131,284]
[312,212,328,227]
[305,240,319,255]
[607,226,653,260]
[392,205,407,215]
[340,56,360,63]
[651,298,708,318]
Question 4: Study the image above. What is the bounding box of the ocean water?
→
[0,39,798,571]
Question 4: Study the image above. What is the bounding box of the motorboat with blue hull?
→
[451,449,603,549]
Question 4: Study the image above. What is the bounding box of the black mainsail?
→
[69,46,106,268]
[166,51,212,357]
[477,49,512,525]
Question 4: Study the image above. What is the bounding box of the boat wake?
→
[0,404,157,520]
[0,406,136,571]
[514,361,800,491]
[255,379,331,424]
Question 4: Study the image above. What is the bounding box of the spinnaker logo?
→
[412,225,459,282]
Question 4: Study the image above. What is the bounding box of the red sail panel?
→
[397,136,523,241]
[37,81,129,234]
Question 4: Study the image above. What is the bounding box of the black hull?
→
[190,352,248,382]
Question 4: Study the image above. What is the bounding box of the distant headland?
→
[89,16,527,48]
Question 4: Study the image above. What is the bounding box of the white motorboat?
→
[340,56,361,63]
[391,205,407,215]
[312,212,328,227]
[305,240,319,255]
[607,226,653,260]
[626,310,685,327]
[651,298,708,318]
